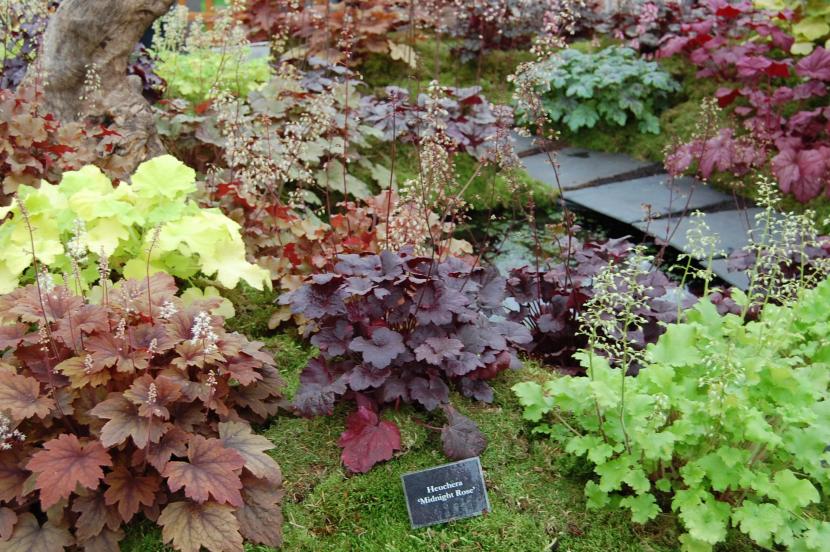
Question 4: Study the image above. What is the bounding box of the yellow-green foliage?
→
[0,155,270,293]
[156,47,272,103]
[755,0,830,54]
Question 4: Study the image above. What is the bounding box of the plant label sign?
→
[401,457,490,529]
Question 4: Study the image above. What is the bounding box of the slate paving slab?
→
[633,208,765,259]
[708,259,751,290]
[564,174,732,224]
[510,132,538,156]
[521,148,659,191]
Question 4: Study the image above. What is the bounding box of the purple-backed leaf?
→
[411,283,470,326]
[310,320,353,357]
[293,358,348,416]
[348,364,391,391]
[281,274,346,319]
[446,352,483,377]
[414,337,463,365]
[378,376,409,403]
[409,376,449,411]
[460,378,494,403]
[496,320,533,345]
[440,405,487,460]
[350,328,405,369]
[338,407,401,473]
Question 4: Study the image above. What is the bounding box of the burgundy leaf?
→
[337,406,401,473]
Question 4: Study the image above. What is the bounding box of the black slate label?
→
[401,457,490,529]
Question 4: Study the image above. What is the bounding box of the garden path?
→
[514,135,759,289]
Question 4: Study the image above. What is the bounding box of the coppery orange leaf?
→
[26,434,112,509]
[0,372,54,420]
[104,466,160,523]
[162,435,244,506]
[2,513,73,552]
[218,421,281,484]
[158,501,243,552]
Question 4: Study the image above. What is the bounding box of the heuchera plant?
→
[0,155,271,294]
[0,273,284,551]
[506,238,693,374]
[659,1,830,202]
[281,249,531,472]
[358,85,514,160]
[0,86,123,199]
[513,279,830,551]
[516,46,680,134]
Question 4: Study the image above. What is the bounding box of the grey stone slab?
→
[521,148,658,191]
[634,209,765,259]
[510,131,538,156]
[248,42,271,60]
[708,259,750,290]
[564,174,731,224]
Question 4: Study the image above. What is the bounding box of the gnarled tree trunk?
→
[28,0,176,175]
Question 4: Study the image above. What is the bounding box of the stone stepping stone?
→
[708,259,751,290]
[521,148,659,191]
[563,174,732,224]
[633,208,766,259]
[510,132,538,156]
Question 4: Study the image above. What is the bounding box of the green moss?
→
[360,37,534,105]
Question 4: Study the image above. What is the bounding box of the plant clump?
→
[0,272,284,552]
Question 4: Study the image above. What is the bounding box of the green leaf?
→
[564,104,600,131]
[131,155,197,200]
[620,493,660,524]
[512,382,553,422]
[647,323,700,367]
[679,497,730,544]
[731,501,784,545]
[584,480,609,509]
[769,470,819,511]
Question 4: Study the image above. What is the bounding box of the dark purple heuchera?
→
[281,248,530,472]
[358,85,513,159]
[0,2,60,90]
[506,238,694,374]
[127,44,167,104]
[597,0,691,55]
[659,1,830,202]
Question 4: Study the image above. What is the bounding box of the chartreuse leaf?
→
[731,501,784,545]
[620,492,660,524]
[0,156,268,294]
[584,480,610,509]
[679,496,731,545]
[769,470,819,511]
[512,381,553,422]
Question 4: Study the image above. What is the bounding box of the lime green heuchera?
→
[514,280,830,551]
[0,155,270,294]
[755,0,830,54]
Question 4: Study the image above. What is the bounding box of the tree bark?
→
[28,0,176,176]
